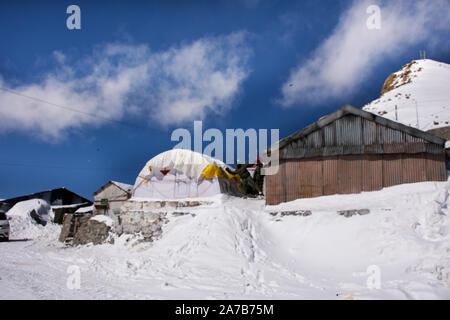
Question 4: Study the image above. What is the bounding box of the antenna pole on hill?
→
[419,50,427,60]
[395,105,398,121]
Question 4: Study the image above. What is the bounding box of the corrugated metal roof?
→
[269,105,446,160]
[274,104,445,152]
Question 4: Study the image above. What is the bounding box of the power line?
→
[414,98,450,103]
[0,162,138,172]
[0,86,148,130]
[392,98,450,103]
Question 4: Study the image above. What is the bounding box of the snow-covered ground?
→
[1,180,450,300]
[363,59,450,132]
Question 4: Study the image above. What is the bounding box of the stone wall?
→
[117,200,211,242]
[59,213,114,245]
[72,217,114,245]
[59,199,212,245]
[118,200,169,241]
[119,211,166,242]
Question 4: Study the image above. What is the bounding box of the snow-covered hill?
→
[363,59,450,132]
[1,180,450,299]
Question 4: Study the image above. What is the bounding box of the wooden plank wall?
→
[266,153,447,205]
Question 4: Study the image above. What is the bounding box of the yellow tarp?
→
[225,169,240,184]
[201,164,240,183]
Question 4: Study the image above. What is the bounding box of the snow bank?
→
[7,199,59,240]
[111,181,132,192]
[36,180,446,299]
[1,180,450,299]
[7,199,53,223]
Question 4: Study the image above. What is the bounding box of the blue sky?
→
[0,0,449,199]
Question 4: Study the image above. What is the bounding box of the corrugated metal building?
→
[265,105,447,205]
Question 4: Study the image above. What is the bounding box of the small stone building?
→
[265,104,447,205]
[92,181,132,224]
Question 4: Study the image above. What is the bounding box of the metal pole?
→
[415,99,420,129]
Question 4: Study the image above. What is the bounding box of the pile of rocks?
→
[337,209,370,218]
[59,213,114,245]
[269,210,312,217]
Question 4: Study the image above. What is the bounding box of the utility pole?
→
[415,99,420,129]
[395,105,398,121]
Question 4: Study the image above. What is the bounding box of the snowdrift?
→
[6,199,59,240]
[1,181,449,299]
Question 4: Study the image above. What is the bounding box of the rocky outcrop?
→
[364,59,450,131]
[380,61,417,96]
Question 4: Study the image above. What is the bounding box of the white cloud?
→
[0,32,250,140]
[279,0,450,107]
[52,51,66,64]
[147,32,251,125]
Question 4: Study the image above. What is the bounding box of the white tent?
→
[133,149,241,199]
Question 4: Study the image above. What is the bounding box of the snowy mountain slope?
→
[363,59,450,132]
[1,180,450,299]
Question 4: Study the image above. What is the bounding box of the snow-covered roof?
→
[75,205,94,213]
[110,181,133,193]
[92,181,133,196]
[51,202,90,209]
[90,215,114,227]
[136,149,229,181]
[7,199,51,218]
[1,188,92,206]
